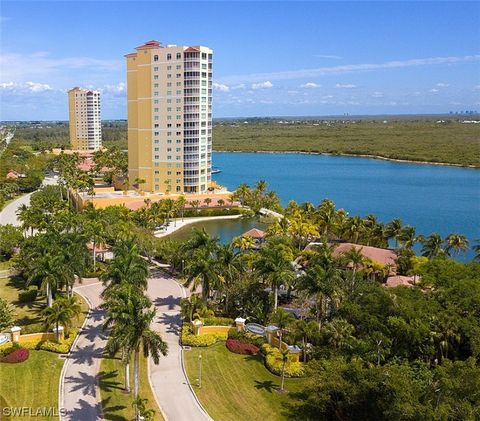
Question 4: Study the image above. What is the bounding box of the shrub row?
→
[228,330,267,348]
[261,344,305,378]
[0,347,29,363]
[0,342,20,357]
[18,289,38,303]
[181,325,228,347]
[21,330,78,354]
[183,207,243,218]
[202,317,235,326]
[225,338,259,355]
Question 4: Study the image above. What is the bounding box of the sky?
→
[0,1,479,120]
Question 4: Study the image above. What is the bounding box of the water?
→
[212,152,480,261]
[168,217,266,244]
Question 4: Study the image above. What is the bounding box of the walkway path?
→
[154,214,242,238]
[147,269,212,421]
[60,279,106,421]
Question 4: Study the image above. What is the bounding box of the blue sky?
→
[1,1,479,120]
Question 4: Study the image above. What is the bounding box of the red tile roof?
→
[242,228,266,239]
[385,276,414,288]
[185,47,200,52]
[6,171,18,179]
[136,40,161,50]
[332,242,398,271]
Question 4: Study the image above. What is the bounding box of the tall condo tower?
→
[125,40,213,194]
[67,87,102,151]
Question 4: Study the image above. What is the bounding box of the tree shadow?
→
[70,343,105,365]
[153,295,179,311]
[254,380,276,393]
[98,369,124,393]
[89,308,105,322]
[157,312,181,335]
[66,397,104,421]
[80,321,108,343]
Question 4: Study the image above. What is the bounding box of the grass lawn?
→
[0,273,89,333]
[184,342,306,421]
[0,350,64,421]
[100,353,163,421]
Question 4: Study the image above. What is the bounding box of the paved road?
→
[60,279,106,421]
[147,270,212,421]
[0,176,58,226]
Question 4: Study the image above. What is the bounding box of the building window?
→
[154,75,158,80]
[154,108,159,112]
[176,90,181,95]
[167,74,172,79]
[167,65,172,70]
[167,53,172,60]
[176,82,181,87]
[176,53,181,59]
[154,83,158,88]
[167,123,172,128]
[176,73,181,78]
[202,52,207,60]
[176,186,181,192]
[154,66,158,71]
[176,64,181,69]
[167,82,172,87]
[167,139,172,144]
[167,155,172,160]
[167,107,172,112]
[176,99,181,103]
[154,55,158,61]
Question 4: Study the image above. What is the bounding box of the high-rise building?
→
[68,87,102,151]
[126,40,213,194]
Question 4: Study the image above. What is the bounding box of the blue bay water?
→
[212,152,480,261]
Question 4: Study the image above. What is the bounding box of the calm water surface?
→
[211,152,480,260]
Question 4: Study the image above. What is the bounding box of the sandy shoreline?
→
[213,150,479,169]
[154,214,243,238]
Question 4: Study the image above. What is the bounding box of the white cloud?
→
[287,90,299,95]
[430,88,439,93]
[25,81,52,92]
[335,83,356,89]
[314,54,341,59]
[301,82,320,89]
[101,82,126,97]
[212,82,230,92]
[371,91,384,98]
[219,54,480,84]
[231,84,245,90]
[0,82,16,90]
[436,82,449,88]
[251,81,273,90]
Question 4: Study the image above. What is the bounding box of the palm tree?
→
[343,216,364,244]
[293,319,317,362]
[397,225,417,250]
[203,197,212,208]
[384,218,403,248]
[184,247,219,302]
[474,240,480,262]
[190,199,201,213]
[279,349,290,392]
[42,295,81,340]
[216,244,242,313]
[254,240,295,310]
[134,177,146,192]
[324,318,355,351]
[217,199,225,207]
[101,237,149,296]
[341,246,364,278]
[180,294,203,322]
[175,196,187,221]
[231,235,256,251]
[86,219,108,271]
[444,233,469,256]
[270,308,295,350]
[421,233,445,260]
[27,252,64,307]
[103,288,167,420]
[233,183,251,206]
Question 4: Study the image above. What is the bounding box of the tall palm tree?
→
[27,252,65,307]
[384,218,403,248]
[175,196,187,221]
[231,235,256,251]
[341,246,364,278]
[42,295,81,340]
[444,233,469,256]
[234,183,251,206]
[397,225,417,250]
[474,240,480,262]
[185,247,219,302]
[324,318,355,351]
[216,244,242,313]
[203,197,212,208]
[421,233,445,260]
[86,219,108,271]
[270,308,295,350]
[343,216,364,244]
[101,237,149,296]
[103,287,167,420]
[293,319,318,362]
[254,241,295,310]
[279,349,290,392]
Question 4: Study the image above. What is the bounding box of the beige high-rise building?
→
[126,40,213,194]
[68,87,102,151]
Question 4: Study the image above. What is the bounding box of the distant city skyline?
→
[1,1,479,120]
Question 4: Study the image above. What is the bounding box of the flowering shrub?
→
[1,347,29,363]
[226,338,259,355]
[261,344,305,378]
[181,325,228,347]
[228,330,267,348]
[21,329,78,354]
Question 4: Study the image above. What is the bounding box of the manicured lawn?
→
[100,353,163,421]
[0,274,89,333]
[0,350,64,421]
[184,342,306,421]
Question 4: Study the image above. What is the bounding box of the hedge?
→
[18,289,38,303]
[0,342,20,357]
[261,344,305,378]
[21,329,78,354]
[228,330,267,348]
[202,317,234,326]
[181,325,228,347]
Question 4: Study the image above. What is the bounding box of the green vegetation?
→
[184,343,306,421]
[0,350,64,421]
[100,353,162,421]
[214,119,480,167]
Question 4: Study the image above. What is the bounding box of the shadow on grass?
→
[254,379,277,393]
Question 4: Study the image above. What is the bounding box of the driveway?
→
[147,269,212,421]
[60,279,106,421]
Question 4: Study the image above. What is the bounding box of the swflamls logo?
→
[2,407,67,417]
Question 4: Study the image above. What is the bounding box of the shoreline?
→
[154,214,243,238]
[213,150,479,169]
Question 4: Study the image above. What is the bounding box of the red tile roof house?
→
[331,242,414,287]
[242,228,267,240]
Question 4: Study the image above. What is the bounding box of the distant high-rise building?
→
[125,40,213,194]
[68,87,102,151]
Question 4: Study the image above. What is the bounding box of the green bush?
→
[20,323,44,334]
[21,329,78,354]
[228,330,267,348]
[181,325,228,347]
[202,317,234,326]
[183,207,243,218]
[18,289,38,303]
[262,344,305,378]
[0,342,20,357]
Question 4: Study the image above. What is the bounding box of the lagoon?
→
[212,152,480,260]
